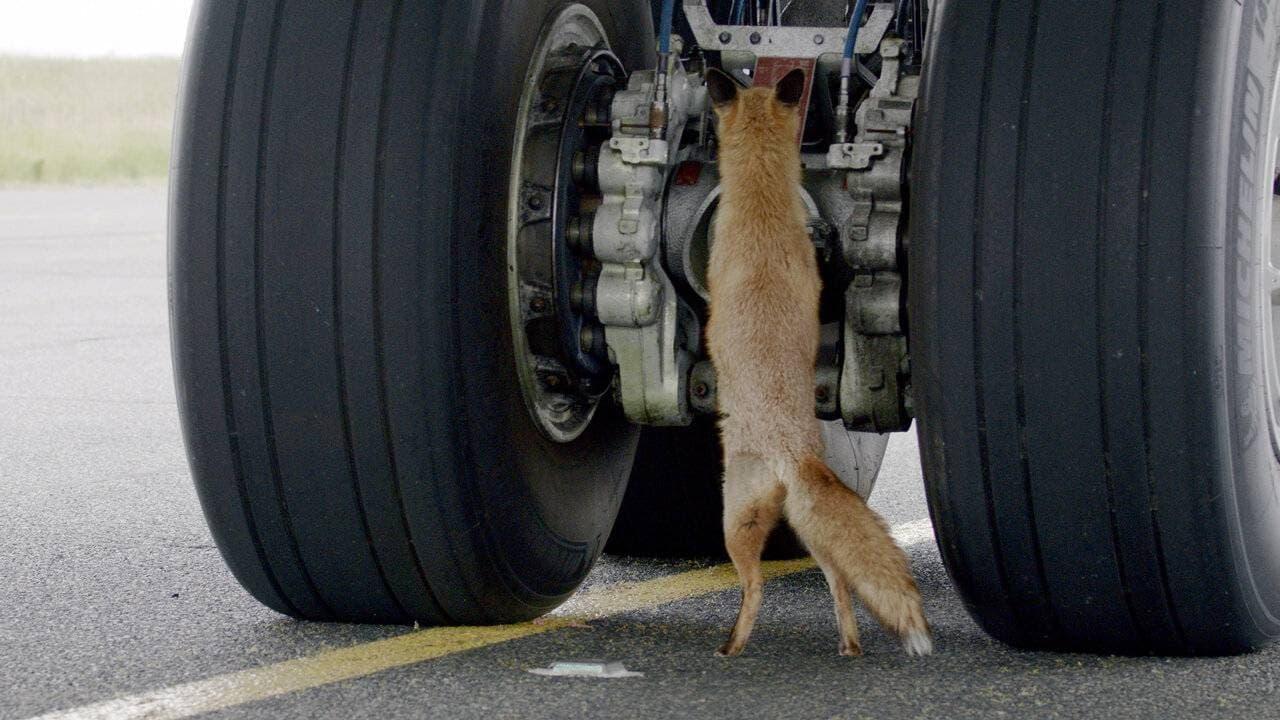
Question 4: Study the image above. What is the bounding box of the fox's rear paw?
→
[902,629,933,657]
[716,641,745,657]
[838,639,862,657]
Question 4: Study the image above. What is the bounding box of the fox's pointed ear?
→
[774,68,807,106]
[705,67,740,107]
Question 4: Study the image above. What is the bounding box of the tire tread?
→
[175,0,655,627]
[912,0,1275,654]
[1094,0,1145,648]
[332,0,413,621]
[251,0,338,620]
[1008,0,1060,644]
[1134,0,1189,648]
[213,0,301,619]
[969,0,1015,637]
[368,0,455,624]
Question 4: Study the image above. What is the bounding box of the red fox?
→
[703,67,932,657]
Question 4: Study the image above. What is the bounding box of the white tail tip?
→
[903,629,934,657]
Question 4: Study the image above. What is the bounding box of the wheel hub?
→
[508,6,624,442]
[1263,67,1280,454]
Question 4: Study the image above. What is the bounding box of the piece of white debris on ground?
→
[527,660,643,678]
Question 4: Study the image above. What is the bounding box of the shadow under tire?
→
[606,420,887,559]
[170,0,652,625]
[912,0,1280,654]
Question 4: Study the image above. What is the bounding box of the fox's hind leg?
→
[817,562,861,656]
[786,456,933,656]
[717,452,784,657]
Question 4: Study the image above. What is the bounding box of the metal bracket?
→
[680,0,895,59]
[835,37,917,433]
[608,136,670,166]
[826,141,885,170]
[605,269,694,425]
[684,320,842,422]
[589,63,705,425]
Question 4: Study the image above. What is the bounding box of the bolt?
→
[867,370,886,392]
[580,324,606,355]
[749,32,762,45]
[530,297,548,313]
[718,31,732,44]
[540,98,559,113]
[566,213,595,254]
[527,194,544,211]
[583,92,613,126]
[815,386,830,403]
[693,382,710,399]
[572,147,600,189]
[544,374,564,390]
[571,274,597,315]
[814,34,825,45]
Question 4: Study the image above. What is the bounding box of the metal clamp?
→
[588,62,705,425]
[835,37,917,433]
[826,141,885,170]
[680,0,895,59]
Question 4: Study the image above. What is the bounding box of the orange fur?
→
[705,70,932,658]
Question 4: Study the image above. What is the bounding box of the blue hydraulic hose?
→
[732,0,746,24]
[658,0,676,54]
[653,0,678,138]
[834,0,870,143]
[842,0,870,61]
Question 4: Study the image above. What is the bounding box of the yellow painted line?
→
[27,559,815,720]
[552,556,815,619]
[28,519,932,720]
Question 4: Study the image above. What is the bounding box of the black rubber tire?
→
[607,420,886,558]
[911,0,1280,654]
[170,0,653,625]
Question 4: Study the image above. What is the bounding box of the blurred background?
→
[0,0,193,185]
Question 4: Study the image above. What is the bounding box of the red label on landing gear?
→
[752,57,817,145]
[675,161,703,186]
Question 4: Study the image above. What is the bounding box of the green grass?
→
[0,56,180,185]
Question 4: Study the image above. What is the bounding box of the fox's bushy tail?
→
[785,455,932,655]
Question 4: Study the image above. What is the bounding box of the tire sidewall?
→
[1222,0,1280,639]
[442,1,652,607]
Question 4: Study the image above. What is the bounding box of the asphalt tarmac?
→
[2,187,1278,720]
